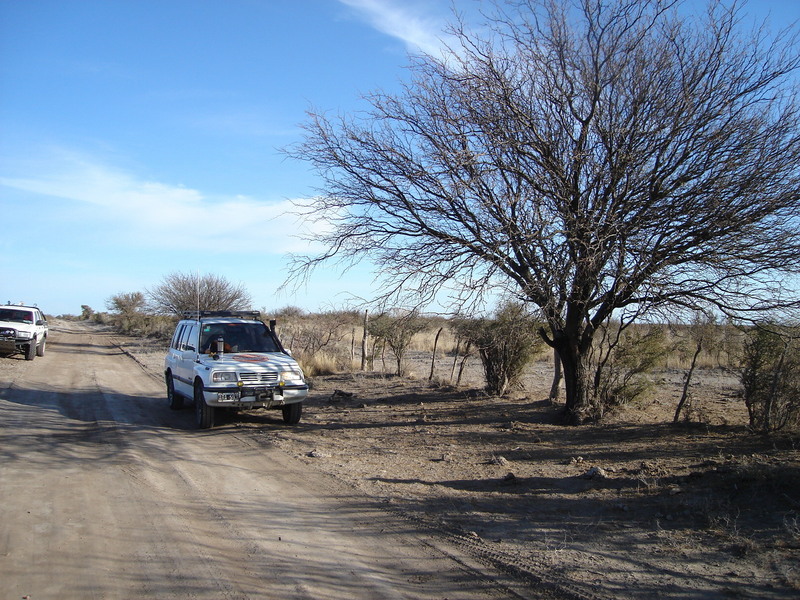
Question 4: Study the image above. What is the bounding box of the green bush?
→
[741,324,800,433]
[453,302,545,396]
[592,324,669,416]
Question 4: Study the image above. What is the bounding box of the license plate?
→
[217,392,239,402]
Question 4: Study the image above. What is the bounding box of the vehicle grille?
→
[239,372,278,384]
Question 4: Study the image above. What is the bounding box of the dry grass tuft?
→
[298,352,341,377]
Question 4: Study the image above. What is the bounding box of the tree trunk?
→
[554,337,592,425]
[429,327,443,381]
[360,310,369,371]
[450,338,462,382]
[549,348,562,402]
[456,341,472,386]
[674,339,702,423]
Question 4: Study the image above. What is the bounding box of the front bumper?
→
[202,384,308,408]
[0,328,27,353]
[0,339,17,353]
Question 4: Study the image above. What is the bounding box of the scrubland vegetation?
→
[80,292,800,435]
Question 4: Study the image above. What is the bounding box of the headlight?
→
[17,331,33,339]
[212,371,237,383]
[280,369,304,385]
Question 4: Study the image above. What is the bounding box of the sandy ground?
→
[257,370,800,600]
[11,320,798,599]
[0,321,542,600]
[121,324,800,600]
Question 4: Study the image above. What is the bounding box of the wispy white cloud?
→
[0,147,316,254]
[338,0,451,55]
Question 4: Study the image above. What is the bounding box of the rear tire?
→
[36,337,46,357]
[282,402,302,425]
[166,372,183,410]
[194,381,215,429]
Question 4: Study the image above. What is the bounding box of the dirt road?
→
[0,322,535,599]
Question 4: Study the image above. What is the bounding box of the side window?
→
[171,324,186,350]
[178,325,192,351]
[181,324,199,352]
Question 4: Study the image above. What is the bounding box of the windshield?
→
[199,322,280,354]
[0,309,35,324]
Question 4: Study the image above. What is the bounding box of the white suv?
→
[0,304,48,361]
[164,311,308,429]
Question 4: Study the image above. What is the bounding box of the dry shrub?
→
[104,310,176,340]
[297,351,341,377]
[665,321,744,370]
[271,308,360,374]
[367,310,428,376]
[409,319,457,353]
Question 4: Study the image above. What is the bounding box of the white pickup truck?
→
[0,304,49,360]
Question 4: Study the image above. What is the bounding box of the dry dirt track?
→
[0,322,538,600]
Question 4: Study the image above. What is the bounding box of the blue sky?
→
[1,1,799,316]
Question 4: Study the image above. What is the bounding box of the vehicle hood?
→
[198,352,300,371]
[0,319,34,332]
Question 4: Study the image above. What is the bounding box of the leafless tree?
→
[106,291,146,316]
[367,310,428,376]
[147,272,251,316]
[287,0,800,423]
[672,312,718,423]
[106,291,147,332]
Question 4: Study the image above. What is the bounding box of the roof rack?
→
[3,302,39,308]
[181,310,261,320]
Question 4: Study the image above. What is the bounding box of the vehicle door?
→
[34,309,46,335]
[165,323,185,390]
[173,323,199,396]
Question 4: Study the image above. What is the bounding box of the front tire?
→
[25,339,36,361]
[166,372,183,410]
[194,381,215,429]
[282,402,302,425]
